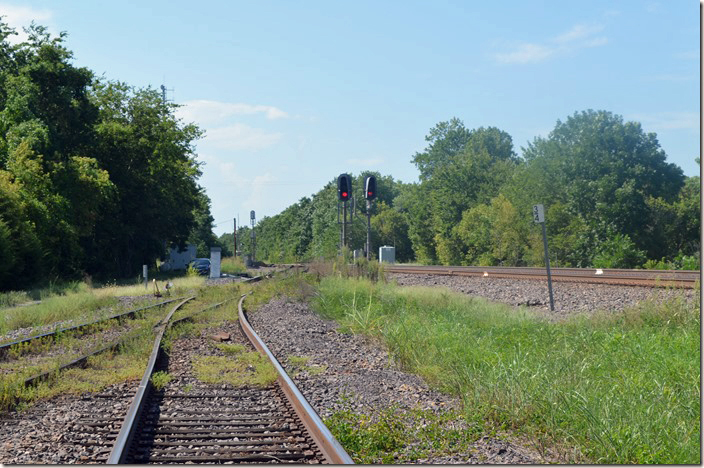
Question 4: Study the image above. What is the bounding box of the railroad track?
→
[78,289,351,464]
[384,265,700,288]
[0,297,185,360]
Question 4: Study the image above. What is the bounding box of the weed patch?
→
[192,353,277,388]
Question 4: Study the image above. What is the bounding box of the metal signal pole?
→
[233,218,237,257]
[366,199,371,260]
[342,201,347,249]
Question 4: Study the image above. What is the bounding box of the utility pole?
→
[250,210,256,264]
[233,218,237,257]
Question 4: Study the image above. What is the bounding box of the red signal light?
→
[368,191,373,196]
[342,192,348,198]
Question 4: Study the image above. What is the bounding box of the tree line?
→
[230,111,699,270]
[0,22,217,290]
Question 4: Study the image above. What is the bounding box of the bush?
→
[593,233,646,269]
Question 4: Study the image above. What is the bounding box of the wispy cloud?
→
[205,123,283,151]
[0,3,54,43]
[628,112,699,131]
[177,99,289,126]
[494,23,608,64]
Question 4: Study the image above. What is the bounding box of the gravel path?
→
[388,273,695,321]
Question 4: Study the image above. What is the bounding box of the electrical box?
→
[209,247,221,279]
[378,246,395,264]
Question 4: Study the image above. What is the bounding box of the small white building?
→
[161,244,196,271]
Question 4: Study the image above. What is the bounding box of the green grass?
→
[325,399,482,464]
[192,353,277,387]
[287,355,326,377]
[220,256,248,275]
[0,275,206,337]
[313,276,700,464]
[150,371,172,391]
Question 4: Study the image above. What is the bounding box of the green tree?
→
[514,110,684,259]
[370,202,412,262]
[90,81,204,276]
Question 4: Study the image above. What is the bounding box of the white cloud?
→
[495,43,555,64]
[554,24,604,44]
[176,99,289,126]
[628,112,699,131]
[0,3,54,43]
[205,123,283,151]
[494,23,608,64]
[241,173,278,215]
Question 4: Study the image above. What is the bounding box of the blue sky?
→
[1,1,700,235]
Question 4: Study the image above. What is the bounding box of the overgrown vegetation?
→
[325,399,483,464]
[0,328,154,411]
[220,256,248,275]
[193,353,277,388]
[0,275,204,339]
[150,371,172,391]
[313,276,700,464]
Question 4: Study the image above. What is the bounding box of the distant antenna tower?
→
[160,84,174,103]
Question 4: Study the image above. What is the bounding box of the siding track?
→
[95,289,352,464]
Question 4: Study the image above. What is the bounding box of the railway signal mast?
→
[364,175,377,260]
[337,174,352,251]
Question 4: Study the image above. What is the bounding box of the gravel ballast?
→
[248,297,550,464]
[388,272,695,321]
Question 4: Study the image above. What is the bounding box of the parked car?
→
[189,258,211,276]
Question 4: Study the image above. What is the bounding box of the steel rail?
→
[107,296,195,464]
[384,265,700,288]
[0,296,185,359]
[237,294,354,464]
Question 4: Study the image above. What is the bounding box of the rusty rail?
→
[237,294,354,464]
[384,265,700,288]
[107,296,195,464]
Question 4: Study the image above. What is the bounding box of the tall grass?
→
[0,275,205,337]
[220,256,248,275]
[313,277,700,464]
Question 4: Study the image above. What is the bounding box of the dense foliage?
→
[0,22,216,290]
[247,112,698,269]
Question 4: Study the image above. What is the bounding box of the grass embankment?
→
[0,276,205,338]
[313,276,700,464]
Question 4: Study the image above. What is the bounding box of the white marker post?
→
[533,204,555,311]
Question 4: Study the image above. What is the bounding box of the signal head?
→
[338,173,352,201]
[364,175,377,200]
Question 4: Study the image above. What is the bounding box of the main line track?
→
[384,265,700,288]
